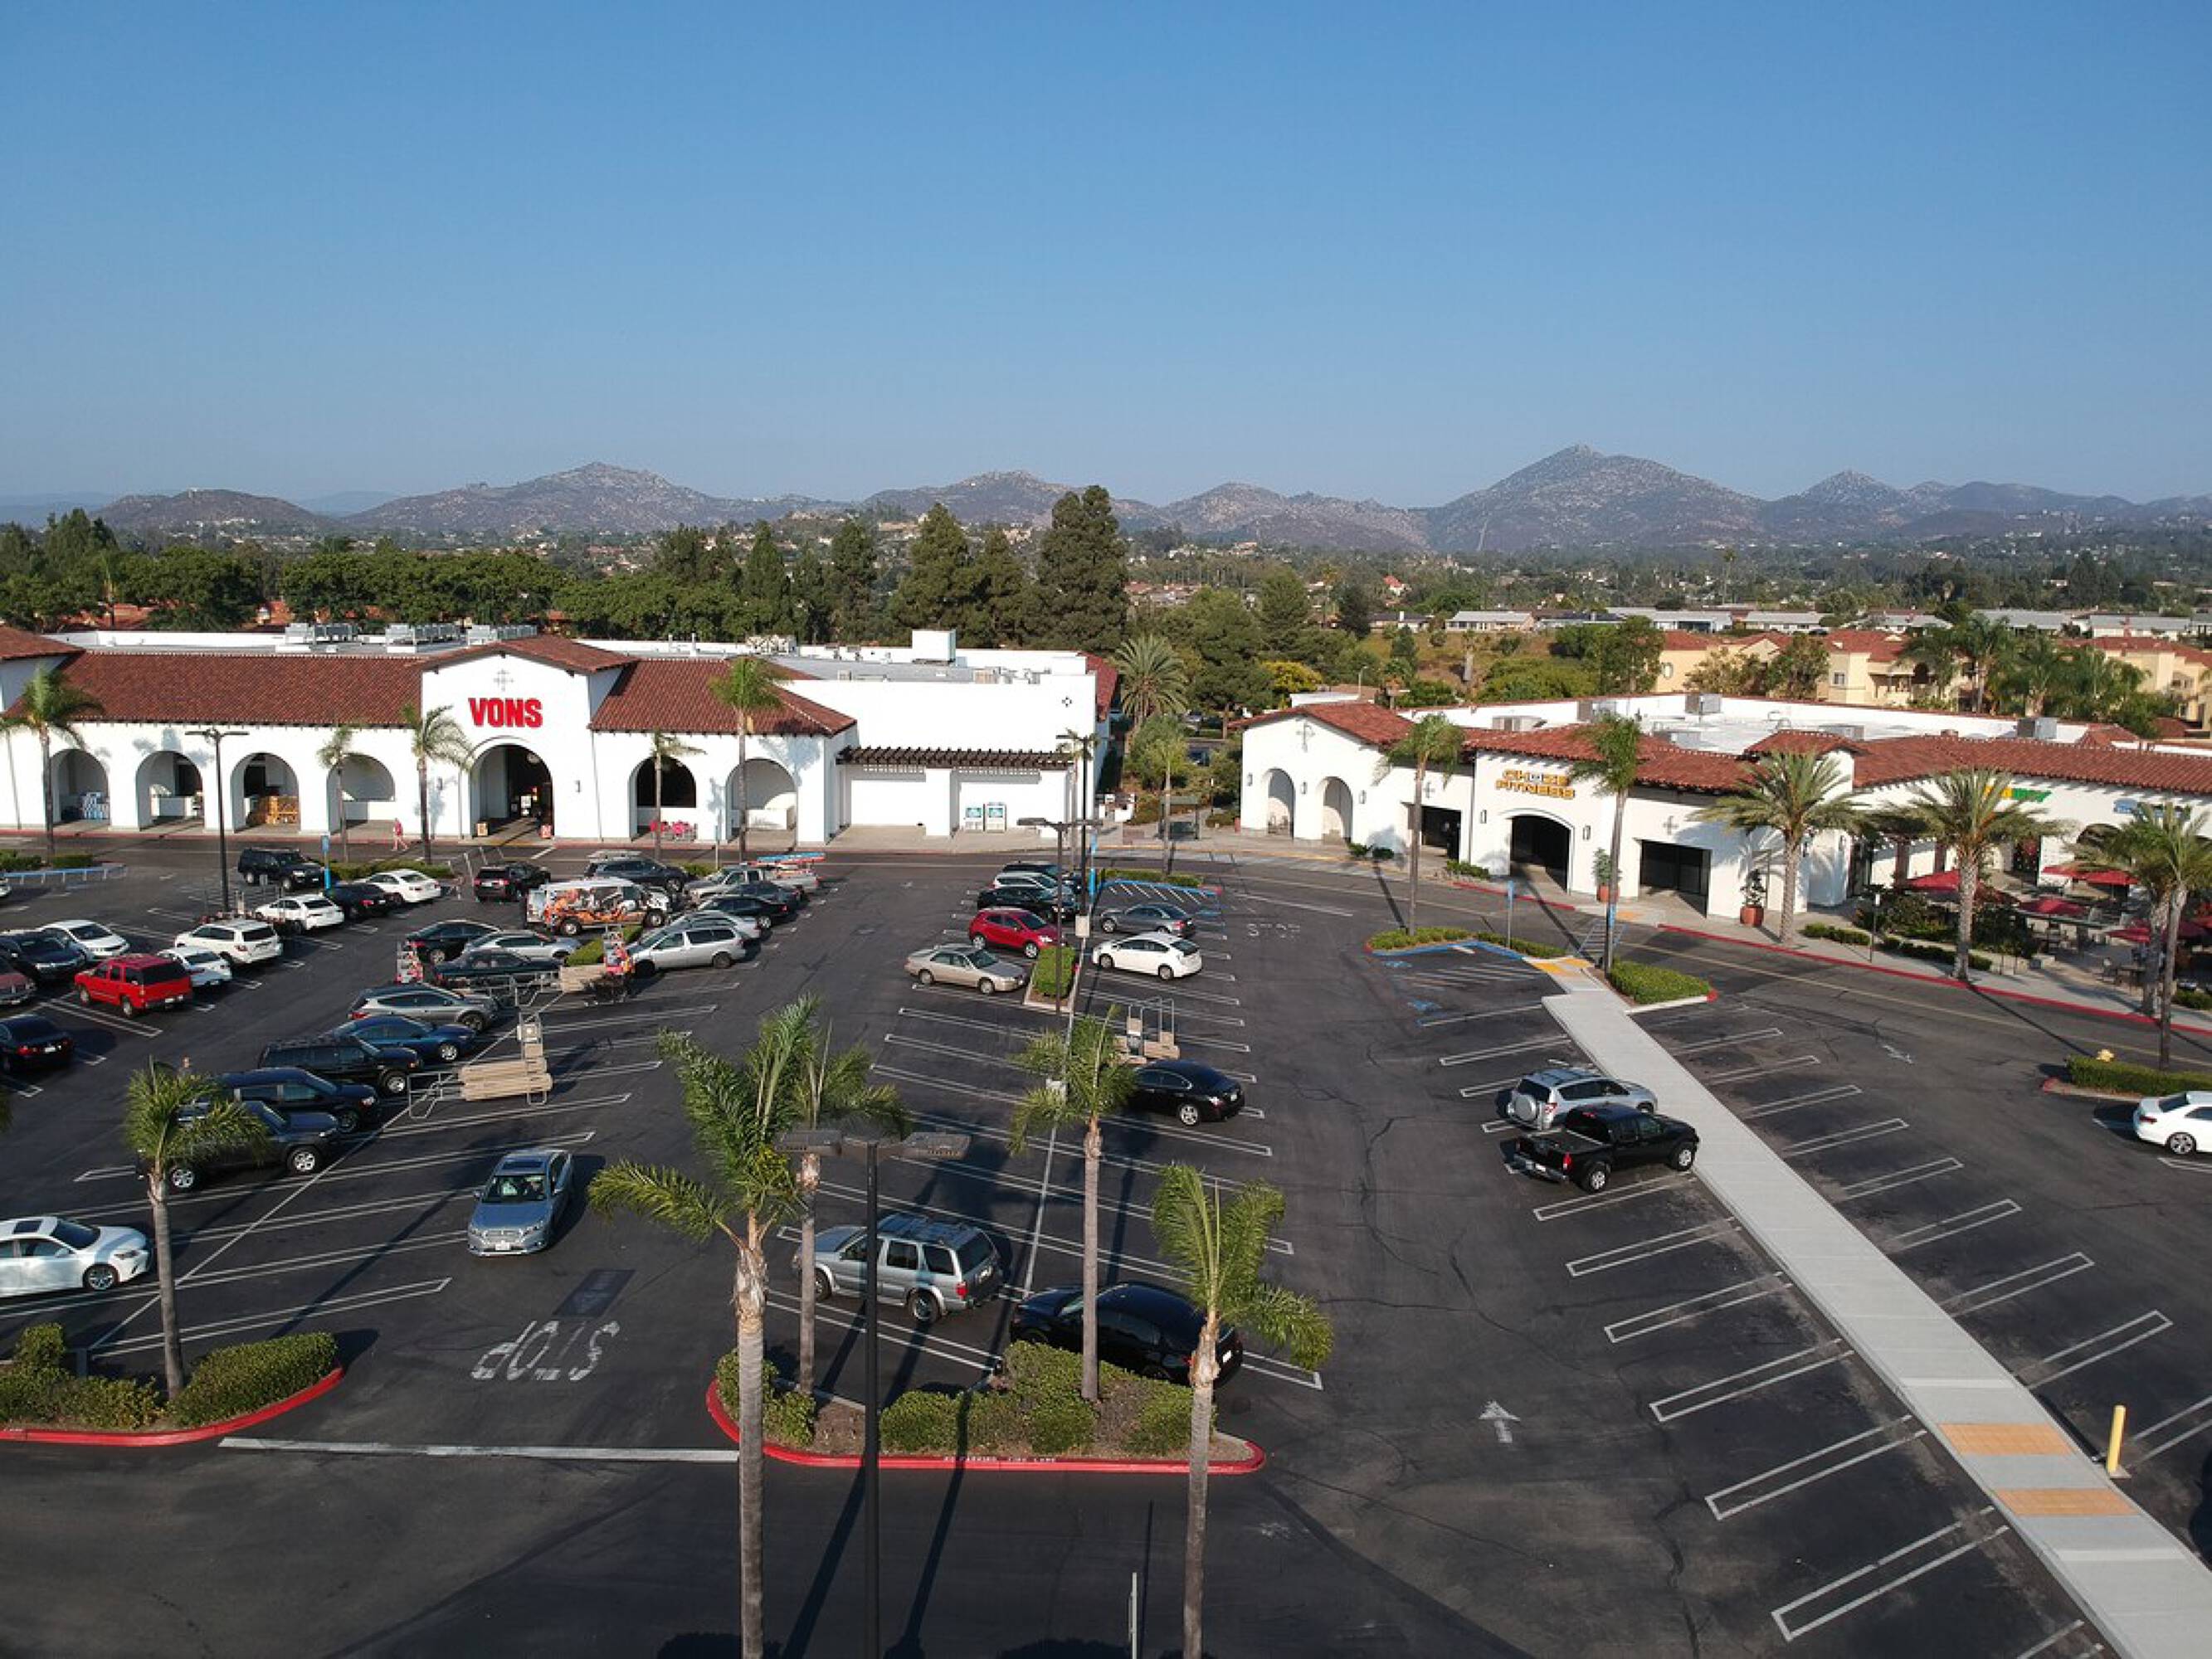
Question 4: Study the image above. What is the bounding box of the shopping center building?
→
[0,624,1113,848]
[1239,691,2212,919]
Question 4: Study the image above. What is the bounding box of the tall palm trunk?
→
[796,1152,821,1387]
[1183,1317,1220,1659]
[1081,1117,1102,1403]
[417,761,434,864]
[733,1227,768,1659]
[735,729,751,863]
[653,762,665,857]
[38,729,56,864]
[1778,837,1802,946]
[1405,757,1425,932]
[1953,860,1978,981]
[1601,795,1626,973]
[2159,889,2185,1068]
[335,781,352,864]
[149,1178,185,1399]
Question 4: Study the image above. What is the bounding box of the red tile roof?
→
[1823,630,1907,662]
[1456,724,1750,793]
[27,652,427,727]
[587,658,854,737]
[1746,729,1853,756]
[1241,700,1415,747]
[446,635,631,674]
[1844,733,2212,795]
[1084,653,1119,722]
[0,626,72,662]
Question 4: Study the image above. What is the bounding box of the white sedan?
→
[255,894,348,932]
[1090,932,1204,980]
[367,868,445,904]
[0,1214,151,1297]
[46,918,132,960]
[160,945,234,988]
[2133,1092,2212,1157]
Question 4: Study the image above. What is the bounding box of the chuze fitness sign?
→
[468,696,543,729]
[1497,766,1576,800]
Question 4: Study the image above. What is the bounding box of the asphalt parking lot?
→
[0,839,2175,1654]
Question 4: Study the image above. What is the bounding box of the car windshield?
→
[485,1174,547,1204]
[966,949,1001,968]
[51,1219,100,1249]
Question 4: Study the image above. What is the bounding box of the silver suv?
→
[805,1214,1001,1325]
[1506,1067,1657,1130]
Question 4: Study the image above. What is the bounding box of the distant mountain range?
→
[37,448,2212,553]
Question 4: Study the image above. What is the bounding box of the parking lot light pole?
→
[775,1126,971,1659]
[187,727,247,915]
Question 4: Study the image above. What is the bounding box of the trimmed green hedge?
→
[0,1324,163,1432]
[1026,1396,1097,1456]
[881,1389,962,1454]
[1444,859,1492,880]
[715,1353,820,1449]
[168,1332,338,1428]
[2176,988,2212,1012]
[1882,937,1992,971]
[1608,961,1713,1005]
[2067,1056,2212,1096]
[1097,867,1207,889]
[1472,931,1567,959]
[1801,922,1871,946]
[0,851,102,873]
[1030,944,1077,1000]
[1124,1388,1196,1457]
[1368,926,1472,951]
[1344,841,1396,862]
[568,922,645,966]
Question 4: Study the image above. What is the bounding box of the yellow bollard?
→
[2106,1405,2127,1477]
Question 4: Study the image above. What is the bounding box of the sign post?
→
[321,832,333,889]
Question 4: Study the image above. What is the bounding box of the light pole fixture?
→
[187,727,248,914]
[775,1125,971,1659]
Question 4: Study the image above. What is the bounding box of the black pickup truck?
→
[1505,1104,1698,1192]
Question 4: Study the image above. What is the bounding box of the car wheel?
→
[710,951,733,969]
[1669,1144,1697,1171]
[976,979,996,996]
[558,918,580,937]
[816,1268,837,1301]
[915,969,934,987]
[460,1012,487,1033]
[1577,1163,1610,1192]
[1177,1102,1202,1126]
[2168,1132,2199,1156]
[332,1108,362,1134]
[1099,953,1116,972]
[77,989,91,1005]
[287,1146,323,1175]
[119,999,139,1019]
[633,959,659,978]
[1158,965,1174,981]
[908,1291,940,1326]
[1023,941,1040,959]
[436,1040,460,1063]
[82,1262,119,1292]
[1100,917,1118,933]
[378,1071,408,1097]
[167,1165,199,1193]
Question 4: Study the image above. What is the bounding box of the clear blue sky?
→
[3,2,2207,507]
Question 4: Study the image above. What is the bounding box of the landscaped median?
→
[2049,1054,2212,1101]
[709,1344,1264,1474]
[0,1326,341,1447]
[1363,928,1715,1005]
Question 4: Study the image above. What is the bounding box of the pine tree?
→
[789,550,831,644]
[970,528,1033,646]
[1333,577,1374,638]
[738,522,792,635]
[893,504,980,633]
[1032,486,1128,653]
[1256,567,1318,661]
[826,517,879,641]
[1177,589,1272,714]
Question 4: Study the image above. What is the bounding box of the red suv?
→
[968,908,1060,959]
[76,955,195,1018]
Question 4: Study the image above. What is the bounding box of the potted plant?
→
[1593,851,1617,905]
[1739,868,1768,928]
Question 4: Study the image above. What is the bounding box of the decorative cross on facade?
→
[492,668,515,693]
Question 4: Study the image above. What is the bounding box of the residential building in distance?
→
[1820,630,1932,706]
[2088,635,2212,727]
[1974,608,2080,633]
[1444,610,1536,633]
[1733,609,1826,633]
[1609,606,1732,632]
[1654,630,1784,688]
[2084,613,2200,639]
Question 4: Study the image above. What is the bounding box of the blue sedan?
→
[329,1014,482,1065]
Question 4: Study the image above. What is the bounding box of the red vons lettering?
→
[467,696,544,729]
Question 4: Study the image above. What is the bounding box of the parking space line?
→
[1669,1027,1785,1056]
[180,1186,474,1243]
[2018,1311,2171,1389]
[1605,1275,1791,1342]
[92,1278,453,1358]
[1177,1034,1252,1055]
[1415,1004,1549,1029]
[1650,1341,1849,1423]
[884,1031,1022,1068]
[2156,1155,2212,1176]
[2007,1623,2096,1659]
[1781,1118,1910,1158]
[1941,1253,2096,1317]
[180,1229,466,1291]
[1888,1200,2021,1252]
[1706,1418,1926,1520]
[1532,1175,1693,1221]
[1768,1510,2001,1642]
[1835,1157,1963,1201]
[62,1002,163,1039]
[1457,1071,1557,1098]
[1479,1117,1516,1132]
[1566,1219,1739,1278]
[2132,1393,2212,1461]
[1704,1054,1821,1083]
[897,1006,1042,1040]
[369,1093,628,1141]
[543,1001,719,1034]
[1739,1084,1863,1121]
[1440,1036,1565,1067]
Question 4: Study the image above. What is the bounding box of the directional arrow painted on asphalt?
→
[1480,1401,1518,1445]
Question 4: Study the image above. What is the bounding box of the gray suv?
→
[1506,1067,1657,1130]
[805,1214,1001,1325]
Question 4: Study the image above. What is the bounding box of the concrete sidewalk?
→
[1547,969,2212,1659]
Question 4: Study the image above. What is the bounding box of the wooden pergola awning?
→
[836,747,1069,769]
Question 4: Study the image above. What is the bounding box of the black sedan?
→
[1011,1282,1242,1385]
[405,918,503,962]
[0,1014,75,1073]
[325,880,398,921]
[583,855,691,894]
[715,879,804,912]
[329,1013,481,1065]
[978,884,1079,922]
[0,932,90,985]
[706,891,796,927]
[1097,902,1196,937]
[1126,1059,1244,1125]
[217,1068,379,1134]
[473,862,552,902]
[426,947,561,989]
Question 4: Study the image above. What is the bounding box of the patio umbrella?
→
[2044,862,2132,888]
[2109,923,2153,945]
[2016,894,2088,919]
[1900,869,1961,893]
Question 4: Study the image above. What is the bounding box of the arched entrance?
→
[234,752,300,830]
[137,750,203,825]
[1263,769,1295,834]
[49,750,110,825]
[1318,776,1353,841]
[471,743,554,834]
[632,757,699,834]
[329,756,397,837]
[728,757,798,836]
[1508,813,1572,887]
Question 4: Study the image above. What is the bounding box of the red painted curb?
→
[705,1382,1265,1476]
[0,1365,344,1447]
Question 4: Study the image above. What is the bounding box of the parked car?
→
[160,945,234,989]
[582,854,691,895]
[691,892,788,931]
[405,917,503,962]
[46,919,131,961]
[324,879,399,921]
[254,893,347,932]
[1127,1059,1244,1125]
[2132,1091,2212,1157]
[236,847,325,888]
[729,859,821,894]
[0,965,34,1007]
[426,947,561,992]
[1011,1281,1241,1385]
[156,1098,340,1190]
[219,1068,380,1135]
[1506,1105,1699,1192]
[629,917,752,975]
[334,1013,481,1065]
[348,981,499,1032]
[472,861,553,902]
[0,1215,150,1297]
[1096,902,1194,937]
[173,918,284,966]
[807,1214,1002,1325]
[0,931,90,985]
[660,907,764,942]
[259,1033,420,1097]
[998,860,1066,883]
[464,930,577,964]
[364,868,446,904]
[527,877,670,936]
[0,1014,75,1073]
[904,943,1026,995]
[1090,932,1201,980]
[466,1148,577,1256]
[977,882,1079,922]
[1504,1068,1657,1131]
[969,907,1060,958]
[76,955,195,1017]
[714,877,806,911]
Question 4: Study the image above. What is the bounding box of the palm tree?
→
[1114,635,1191,850]
[2075,804,2212,1066]
[315,722,359,864]
[713,657,785,865]
[592,1014,811,1659]
[1901,630,1961,706]
[1,668,103,864]
[1378,713,1464,932]
[785,998,909,1391]
[644,730,703,858]
[1950,616,2015,713]
[1150,1167,1333,1659]
[401,703,474,865]
[121,1063,269,1399]
[1011,1011,1135,1403]
[1563,714,1644,972]
[1058,725,1101,888]
[1899,770,2063,981]
[1995,633,2072,718]
[1692,751,1864,945]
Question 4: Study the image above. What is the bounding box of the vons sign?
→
[468,696,544,730]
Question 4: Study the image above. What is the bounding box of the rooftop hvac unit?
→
[1495,715,1545,732]
[2017,716,2059,742]
[1586,699,1625,720]
[1820,724,1866,742]
[1689,693,1722,716]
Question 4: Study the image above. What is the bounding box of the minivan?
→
[804,1214,1001,1326]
